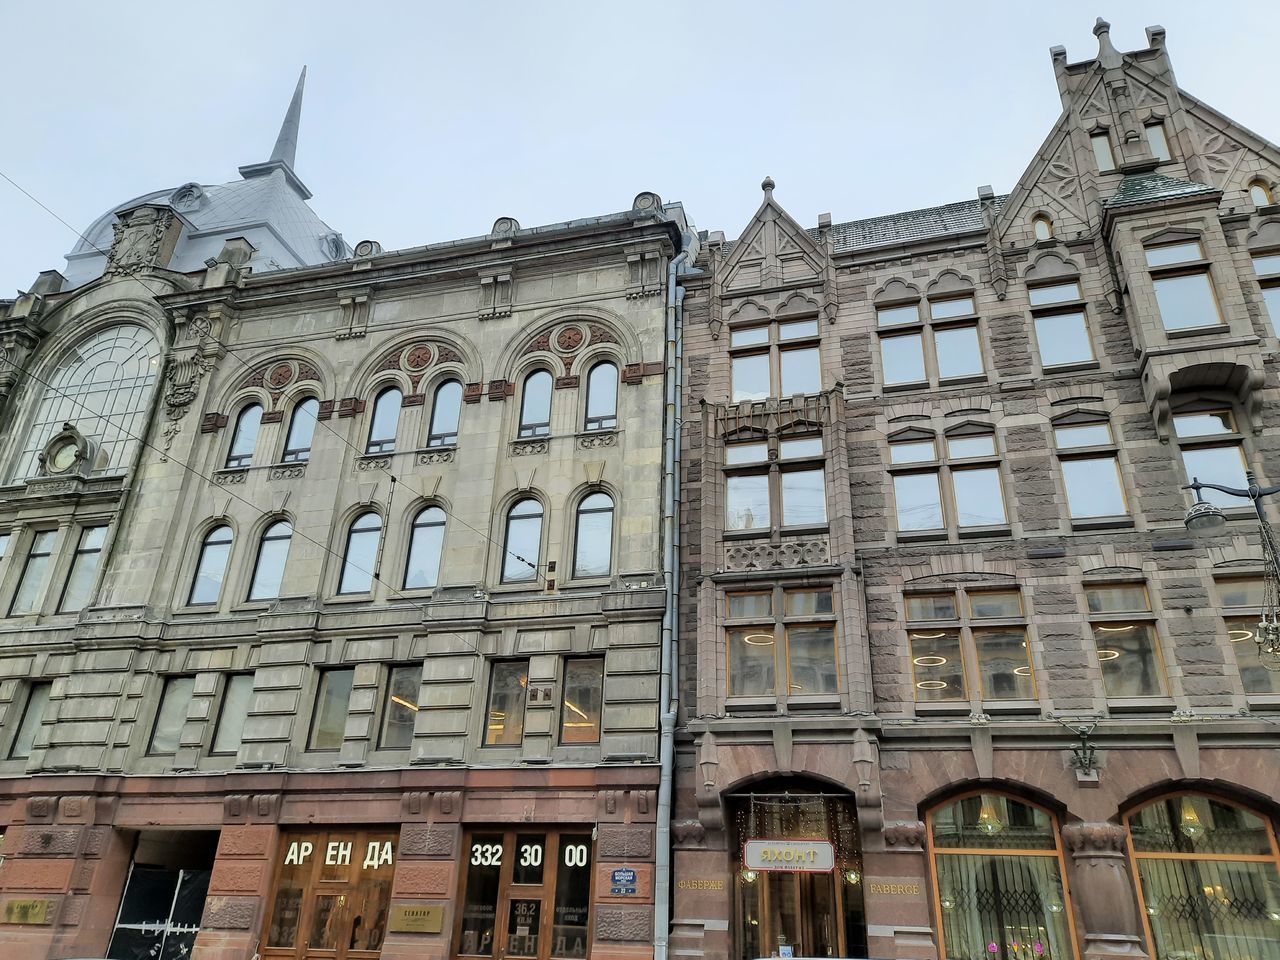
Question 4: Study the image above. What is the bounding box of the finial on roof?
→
[270,66,306,168]
[1093,17,1122,67]
[762,176,775,197]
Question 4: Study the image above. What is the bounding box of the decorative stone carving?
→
[882,820,927,851]
[510,439,548,457]
[268,465,306,481]
[594,906,653,942]
[588,323,619,345]
[202,895,259,930]
[556,326,584,351]
[356,457,390,471]
[337,289,372,340]
[479,267,514,319]
[160,351,216,459]
[417,450,455,465]
[170,182,205,213]
[723,538,830,572]
[671,820,706,848]
[214,470,247,485]
[596,825,654,859]
[1061,822,1147,959]
[399,825,456,858]
[1062,821,1127,854]
[36,423,92,478]
[106,204,180,276]
[353,239,382,258]
[577,433,617,450]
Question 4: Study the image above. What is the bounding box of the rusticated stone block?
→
[596,826,653,860]
[594,905,653,942]
[203,895,260,930]
[391,861,453,897]
[209,860,267,894]
[398,825,456,858]
[57,796,92,824]
[0,856,74,890]
[24,797,55,823]
[21,828,81,856]
[70,860,95,892]
[217,824,275,857]
[81,827,110,858]
[59,894,84,926]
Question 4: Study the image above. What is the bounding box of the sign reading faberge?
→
[743,839,835,872]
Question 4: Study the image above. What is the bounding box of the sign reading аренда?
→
[743,839,835,872]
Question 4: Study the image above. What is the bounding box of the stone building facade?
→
[672,21,1280,960]
[0,75,691,960]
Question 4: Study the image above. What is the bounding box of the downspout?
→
[654,244,690,960]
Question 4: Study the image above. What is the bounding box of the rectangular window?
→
[910,628,966,701]
[726,474,770,530]
[1054,422,1113,448]
[877,303,919,326]
[0,532,9,561]
[969,591,1022,619]
[484,661,528,746]
[951,467,1007,527]
[891,436,1006,534]
[149,676,195,755]
[1181,445,1249,507]
[1092,621,1165,697]
[1091,132,1116,171]
[889,439,936,464]
[8,682,51,760]
[1145,122,1171,161]
[1152,272,1222,330]
[8,530,57,616]
[1145,241,1203,268]
[779,346,820,396]
[726,442,768,465]
[1028,281,1082,306]
[785,588,834,616]
[974,628,1035,699]
[1086,584,1150,613]
[906,592,957,621]
[881,333,926,384]
[781,468,826,526]
[728,627,776,696]
[560,658,604,744]
[1061,456,1127,517]
[1217,577,1265,608]
[933,326,984,379]
[379,664,421,750]
[785,625,837,695]
[725,587,837,701]
[730,353,770,402]
[930,297,976,320]
[729,320,822,401]
[1255,255,1280,327]
[211,674,255,755]
[1255,254,1280,277]
[1034,311,1095,366]
[58,525,107,613]
[1228,617,1280,695]
[779,436,823,459]
[728,592,772,618]
[308,668,354,751]
[947,435,996,459]
[1173,410,1234,437]
[893,473,944,531]
[907,588,1034,704]
[730,326,768,348]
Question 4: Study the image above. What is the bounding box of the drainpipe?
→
[654,243,690,960]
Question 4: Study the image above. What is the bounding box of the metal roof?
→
[1103,172,1218,209]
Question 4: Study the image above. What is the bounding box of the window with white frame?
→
[1054,418,1128,519]
[877,294,984,388]
[888,430,1007,535]
[724,435,827,533]
[518,370,553,438]
[189,525,233,606]
[404,506,446,589]
[1216,576,1280,696]
[1087,583,1167,699]
[1145,240,1224,331]
[502,499,543,583]
[1029,279,1095,368]
[905,587,1033,703]
[725,586,838,699]
[572,492,614,578]
[1172,407,1250,509]
[729,318,821,402]
[427,380,463,447]
[247,520,292,601]
[583,362,618,431]
[338,512,382,594]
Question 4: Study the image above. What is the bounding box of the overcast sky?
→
[2,1,1277,292]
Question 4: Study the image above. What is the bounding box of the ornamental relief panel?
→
[519,321,621,376]
[722,537,830,572]
[372,339,466,392]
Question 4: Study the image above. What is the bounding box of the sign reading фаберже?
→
[742,839,835,872]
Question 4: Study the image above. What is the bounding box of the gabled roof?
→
[1103,172,1219,209]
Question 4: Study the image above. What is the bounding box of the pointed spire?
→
[1094,17,1122,68]
[270,67,306,167]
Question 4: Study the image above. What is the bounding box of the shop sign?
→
[610,867,638,895]
[282,838,395,869]
[865,877,925,900]
[2,899,53,925]
[676,878,725,890]
[742,839,835,872]
[388,904,445,933]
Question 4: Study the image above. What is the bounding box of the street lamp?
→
[1183,471,1280,665]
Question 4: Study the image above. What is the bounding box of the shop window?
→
[1054,419,1127,519]
[1145,121,1171,162]
[225,403,263,468]
[8,530,57,616]
[1032,216,1054,242]
[519,370,553,438]
[725,586,838,700]
[57,524,107,613]
[560,658,604,744]
[189,525,233,606]
[282,397,319,463]
[1217,577,1280,696]
[1091,131,1116,172]
[339,512,382,594]
[889,431,1007,535]
[7,681,50,760]
[729,318,821,402]
[248,520,292,601]
[584,362,618,431]
[502,499,543,583]
[404,506,446,589]
[428,379,463,447]
[149,676,195,755]
[1145,240,1224,331]
[1173,408,1250,509]
[879,296,984,388]
[724,435,826,533]
[366,387,402,454]
[1127,795,1280,960]
[485,660,529,746]
[379,664,421,750]
[210,673,254,755]
[106,833,217,960]
[1252,251,1280,327]
[572,492,614,578]
[308,668,355,751]
[906,588,1033,703]
[1249,179,1274,207]
[1087,584,1166,698]
[1030,280,1094,368]
[928,794,1074,960]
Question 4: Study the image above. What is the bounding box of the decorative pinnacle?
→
[1093,17,1122,67]
[269,66,307,168]
[761,176,775,197]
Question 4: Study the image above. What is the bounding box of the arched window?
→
[1128,794,1280,959]
[518,371,553,438]
[584,362,618,431]
[928,793,1074,960]
[1249,180,1274,207]
[502,499,543,582]
[12,324,161,481]
[1032,216,1054,242]
[366,387,402,454]
[282,397,319,463]
[226,404,263,469]
[339,512,382,594]
[573,492,614,578]
[248,520,292,601]
[404,506,446,589]
[428,380,463,447]
[189,525,233,605]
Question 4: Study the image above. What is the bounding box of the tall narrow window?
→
[211,673,255,755]
[929,794,1074,960]
[8,682,51,760]
[518,371,553,438]
[226,404,263,469]
[1055,420,1127,519]
[149,676,195,755]
[1029,280,1094,368]
[584,362,618,431]
[1091,131,1116,171]
[1145,121,1171,162]
[380,664,421,750]
[248,521,292,601]
[1253,250,1280,327]
[1173,409,1249,508]
[1217,577,1280,695]
[1249,180,1273,207]
[58,525,107,613]
[308,668,355,751]
[428,380,463,447]
[404,506,446,589]
[1032,216,1053,241]
[189,525,233,606]
[282,397,319,463]
[485,660,529,746]
[561,658,604,744]
[1145,241,1223,331]
[366,387,402,454]
[502,499,543,583]
[9,530,57,616]
[339,512,382,594]
[0,531,9,564]
[573,492,614,578]
[1088,584,1166,698]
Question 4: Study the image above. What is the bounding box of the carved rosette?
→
[510,439,548,457]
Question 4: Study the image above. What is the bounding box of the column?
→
[1061,822,1149,960]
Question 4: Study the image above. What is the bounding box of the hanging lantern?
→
[1179,797,1205,840]
[977,795,1005,835]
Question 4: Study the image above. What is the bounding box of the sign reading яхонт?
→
[742,839,835,872]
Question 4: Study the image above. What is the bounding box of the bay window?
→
[724,435,827,532]
[729,318,821,401]
[725,586,838,699]
[1145,241,1224,331]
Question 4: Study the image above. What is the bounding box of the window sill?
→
[324,593,375,606]
[1041,359,1100,375]
[726,696,780,712]
[1165,323,1230,339]
[938,373,988,387]
[884,380,930,393]
[913,701,972,716]
[1071,516,1135,531]
[1106,697,1175,713]
[723,528,771,540]
[982,699,1041,715]
[1245,694,1280,710]
[785,695,841,711]
[897,529,948,543]
[957,525,1012,540]
[563,576,611,589]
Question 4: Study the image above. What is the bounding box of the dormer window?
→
[1144,121,1171,162]
[1144,240,1224,331]
[1091,131,1116,172]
